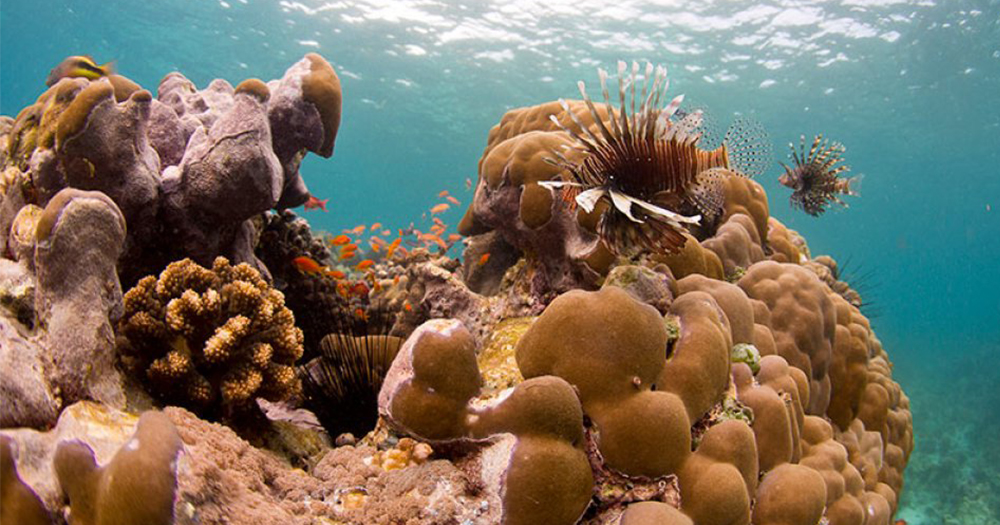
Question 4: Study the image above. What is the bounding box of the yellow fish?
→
[46,56,115,87]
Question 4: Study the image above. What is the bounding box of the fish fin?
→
[576,187,607,214]
[100,60,117,76]
[845,174,863,197]
[686,168,728,221]
[609,190,642,223]
[722,116,773,178]
[537,180,583,191]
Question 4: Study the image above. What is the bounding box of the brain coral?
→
[116,257,304,417]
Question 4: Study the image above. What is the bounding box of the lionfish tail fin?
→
[722,116,773,178]
[845,174,863,197]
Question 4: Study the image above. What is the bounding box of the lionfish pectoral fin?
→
[608,190,643,223]
[576,187,607,214]
[631,197,702,227]
[538,180,582,190]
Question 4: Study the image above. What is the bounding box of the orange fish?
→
[446,196,460,206]
[356,259,374,271]
[438,190,449,198]
[430,203,450,214]
[355,307,368,321]
[431,225,446,236]
[465,178,472,190]
[448,234,462,242]
[404,302,412,312]
[433,217,444,226]
[381,229,391,236]
[370,222,382,231]
[303,195,329,212]
[350,282,370,297]
[370,243,381,253]
[330,234,351,246]
[292,256,323,274]
[393,275,401,285]
[339,249,357,260]
[478,253,491,266]
[326,269,345,279]
[342,243,358,252]
[346,225,366,235]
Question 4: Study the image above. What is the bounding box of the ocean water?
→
[2,0,998,523]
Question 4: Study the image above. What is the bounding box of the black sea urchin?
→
[543,61,771,256]
[298,307,402,437]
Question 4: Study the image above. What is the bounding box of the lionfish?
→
[779,135,862,216]
[541,61,771,256]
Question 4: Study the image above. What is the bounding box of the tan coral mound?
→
[116,256,304,416]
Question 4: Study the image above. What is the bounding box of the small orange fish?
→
[430,203,450,214]
[356,259,374,271]
[404,302,412,312]
[342,243,358,252]
[350,282,370,297]
[292,256,323,274]
[438,190,449,198]
[431,225,446,236]
[446,196,460,206]
[465,178,473,190]
[381,229,392,236]
[348,225,366,235]
[326,269,346,279]
[339,250,357,260]
[478,253,491,266]
[330,234,351,246]
[370,222,382,231]
[393,275,401,285]
[355,307,368,321]
[432,217,444,226]
[370,243,381,253]
[448,234,462,242]
[336,282,349,298]
[303,195,329,212]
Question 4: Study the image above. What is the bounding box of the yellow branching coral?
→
[117,256,304,416]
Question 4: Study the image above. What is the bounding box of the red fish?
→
[478,253,490,266]
[292,256,323,274]
[326,269,345,279]
[446,196,460,206]
[356,259,374,271]
[303,195,329,212]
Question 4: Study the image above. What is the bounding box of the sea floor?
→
[895,342,1000,525]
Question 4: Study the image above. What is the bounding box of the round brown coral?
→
[116,256,304,416]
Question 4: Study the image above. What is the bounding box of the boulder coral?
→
[1,53,343,286]
[54,410,183,525]
[0,188,127,429]
[116,257,304,417]
[378,319,594,525]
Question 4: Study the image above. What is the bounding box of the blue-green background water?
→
[2,1,998,522]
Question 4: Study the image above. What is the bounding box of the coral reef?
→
[116,257,304,417]
[0,56,913,525]
[1,53,342,287]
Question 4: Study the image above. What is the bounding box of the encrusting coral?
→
[116,256,304,417]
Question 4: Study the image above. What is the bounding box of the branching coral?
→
[116,257,303,416]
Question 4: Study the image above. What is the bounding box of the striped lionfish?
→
[540,61,771,256]
[779,135,862,216]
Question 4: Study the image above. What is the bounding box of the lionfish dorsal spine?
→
[569,88,605,147]
[555,99,599,153]
[629,61,639,132]
[637,62,654,135]
[598,68,623,139]
[578,80,615,144]
[617,60,632,142]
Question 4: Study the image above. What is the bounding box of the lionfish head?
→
[541,60,741,256]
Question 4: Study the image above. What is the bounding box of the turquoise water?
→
[2,0,998,522]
